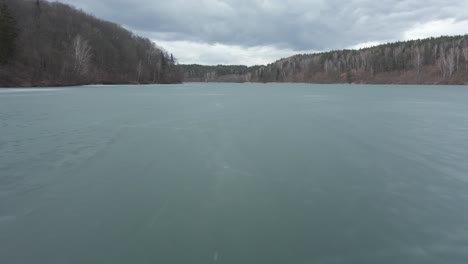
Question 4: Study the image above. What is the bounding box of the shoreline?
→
[1,82,467,88]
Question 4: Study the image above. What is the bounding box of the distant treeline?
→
[0,0,182,87]
[181,64,261,82]
[181,35,468,85]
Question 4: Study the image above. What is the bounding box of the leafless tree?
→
[413,46,424,76]
[73,34,92,76]
[437,46,448,77]
[432,44,439,63]
[462,46,468,72]
[446,47,456,77]
[136,60,142,83]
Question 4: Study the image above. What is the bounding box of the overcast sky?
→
[58,0,468,66]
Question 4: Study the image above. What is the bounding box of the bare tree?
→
[324,59,330,73]
[360,51,369,71]
[437,46,447,77]
[462,46,468,72]
[72,34,92,76]
[455,47,461,72]
[136,59,142,83]
[393,45,404,70]
[413,46,424,76]
[432,44,439,63]
[446,47,456,77]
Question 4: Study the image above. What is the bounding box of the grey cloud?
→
[59,0,468,51]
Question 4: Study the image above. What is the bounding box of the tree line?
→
[181,64,261,82]
[181,35,468,85]
[0,0,182,87]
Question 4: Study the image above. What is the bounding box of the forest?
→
[0,0,182,87]
[181,35,468,85]
[181,64,261,82]
[1,0,468,86]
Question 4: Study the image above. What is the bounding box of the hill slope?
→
[181,36,468,85]
[0,0,182,87]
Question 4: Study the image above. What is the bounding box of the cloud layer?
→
[58,0,468,65]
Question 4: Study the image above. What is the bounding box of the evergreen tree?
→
[0,0,17,64]
[170,53,175,65]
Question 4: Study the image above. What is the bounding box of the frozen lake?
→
[1,83,468,263]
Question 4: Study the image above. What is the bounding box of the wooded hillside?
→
[0,0,182,87]
[181,36,468,85]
